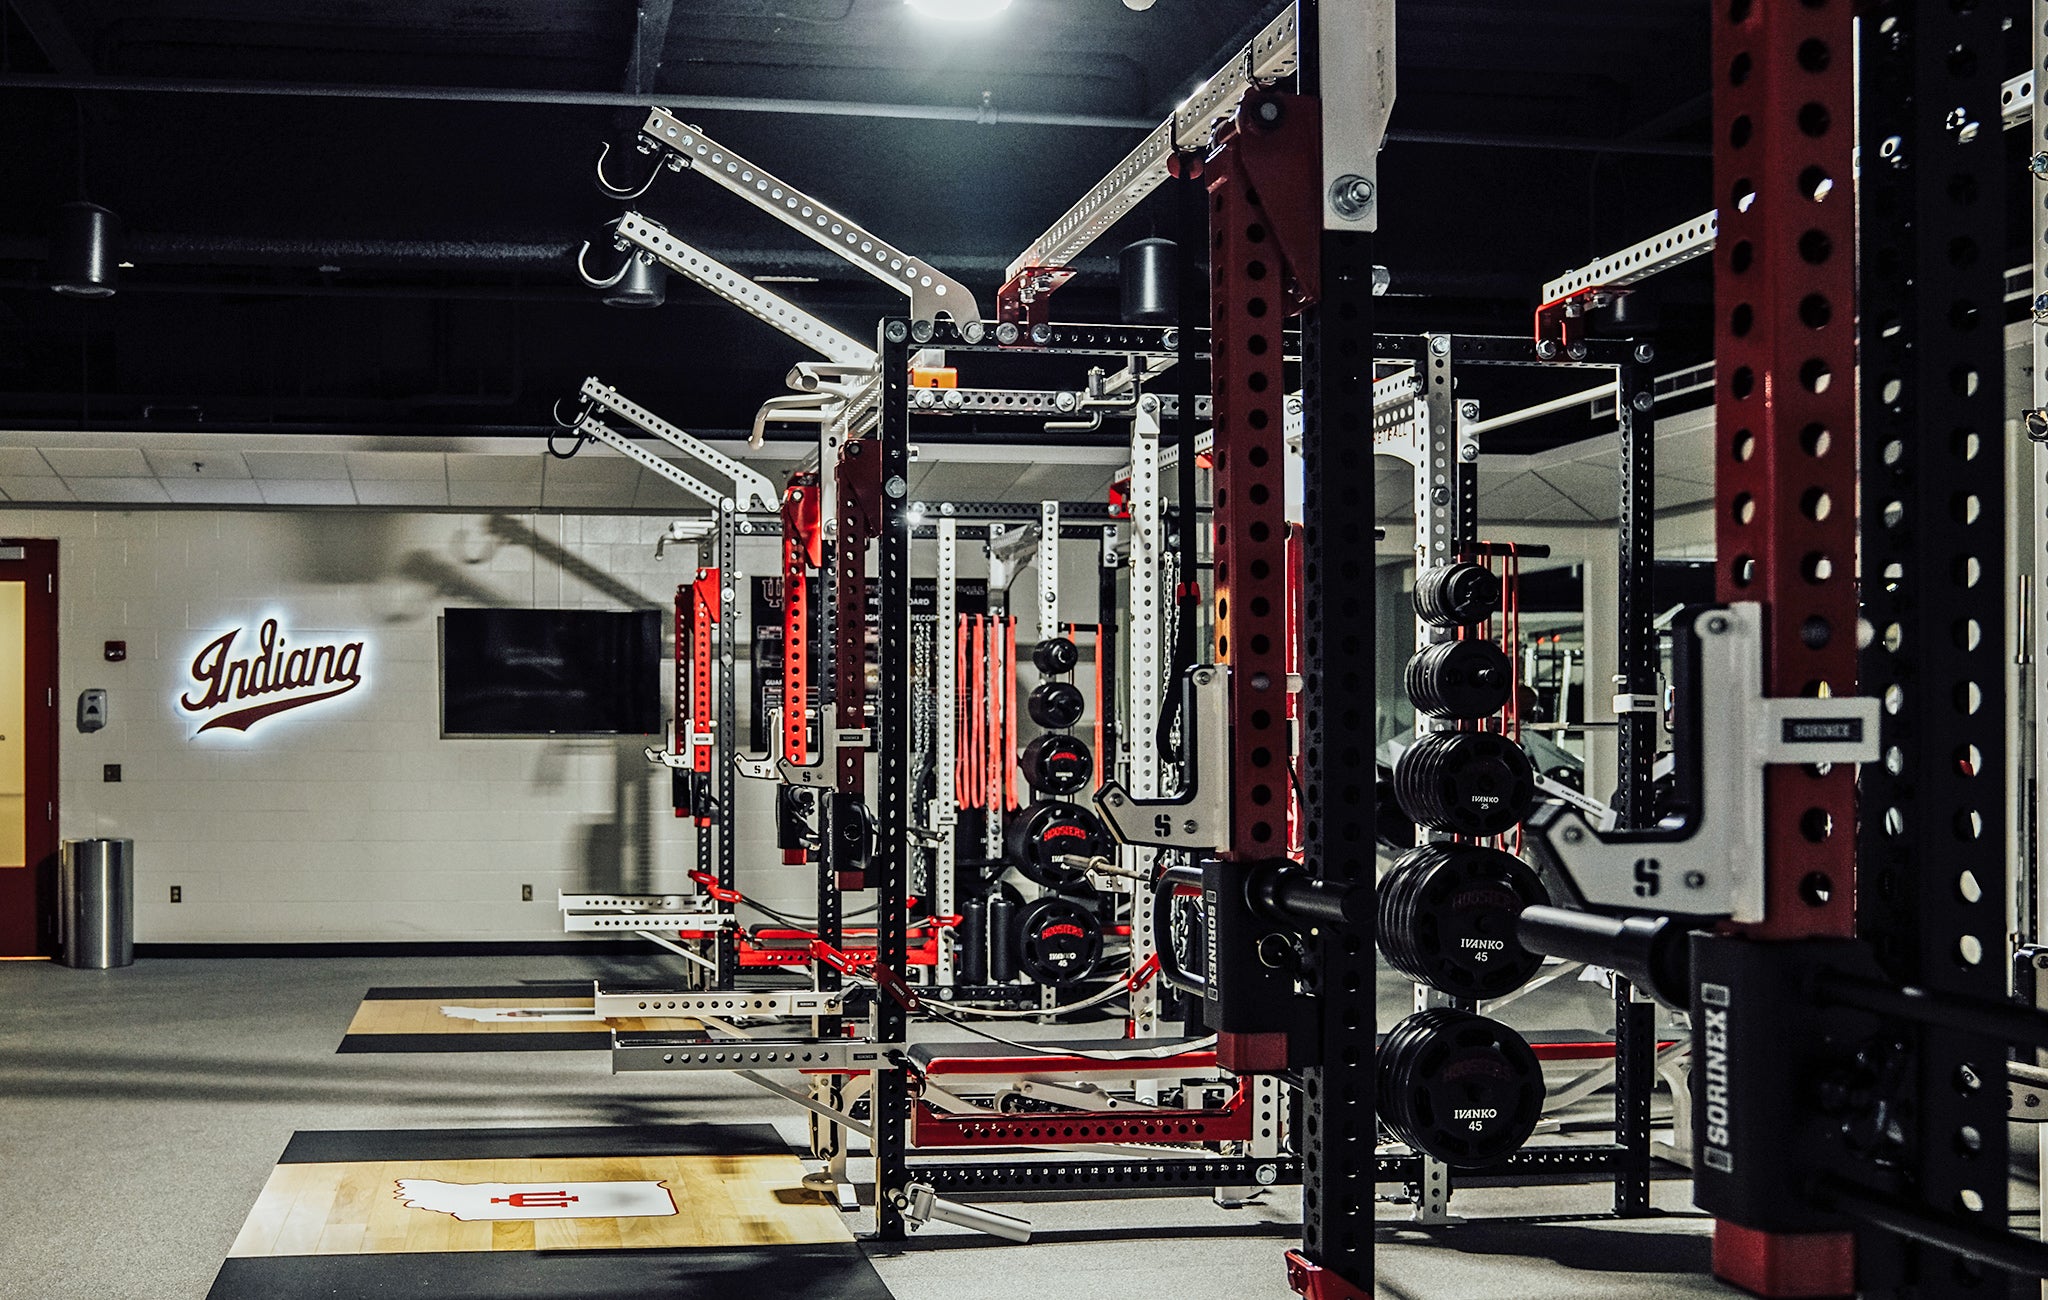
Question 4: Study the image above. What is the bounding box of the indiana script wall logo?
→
[179,617,367,735]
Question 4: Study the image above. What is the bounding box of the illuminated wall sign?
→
[179,617,367,735]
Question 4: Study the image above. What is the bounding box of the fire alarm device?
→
[104,641,127,662]
[77,689,108,733]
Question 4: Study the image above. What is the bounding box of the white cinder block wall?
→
[9,505,1111,943]
[8,506,780,943]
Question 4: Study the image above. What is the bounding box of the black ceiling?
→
[0,0,1713,448]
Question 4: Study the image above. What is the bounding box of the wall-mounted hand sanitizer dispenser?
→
[77,689,107,733]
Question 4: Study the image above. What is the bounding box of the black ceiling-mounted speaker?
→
[603,251,666,308]
[1119,237,1177,325]
[49,202,120,299]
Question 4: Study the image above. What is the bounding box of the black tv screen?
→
[441,608,661,737]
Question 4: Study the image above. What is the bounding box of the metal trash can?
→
[58,838,133,969]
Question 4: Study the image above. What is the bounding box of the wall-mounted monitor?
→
[440,608,660,737]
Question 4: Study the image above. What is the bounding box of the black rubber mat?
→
[338,1032,613,1054]
[208,1244,892,1300]
[277,1123,790,1164]
[361,984,596,1000]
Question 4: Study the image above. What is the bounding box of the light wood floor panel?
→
[344,997,702,1035]
[229,1155,846,1257]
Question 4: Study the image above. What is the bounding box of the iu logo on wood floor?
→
[395,1179,678,1221]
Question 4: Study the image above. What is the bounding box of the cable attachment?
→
[594,138,667,200]
[573,237,633,289]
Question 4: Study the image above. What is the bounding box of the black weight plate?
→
[1376,844,1548,997]
[1032,636,1080,676]
[1003,801,1108,888]
[1414,562,1501,628]
[1376,763,1416,852]
[1394,731,1536,837]
[1379,1008,1544,1166]
[1020,733,1094,796]
[1013,895,1104,987]
[1406,639,1513,720]
[1027,680,1086,729]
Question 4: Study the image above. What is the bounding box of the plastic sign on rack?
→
[178,616,368,736]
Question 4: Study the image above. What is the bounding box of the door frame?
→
[0,539,59,956]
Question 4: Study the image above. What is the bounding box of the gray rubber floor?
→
[0,953,1722,1300]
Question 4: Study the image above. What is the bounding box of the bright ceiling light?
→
[905,0,1011,22]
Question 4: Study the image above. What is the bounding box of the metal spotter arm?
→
[568,415,727,508]
[1533,71,2034,332]
[579,378,781,511]
[1001,4,1301,305]
[624,110,983,328]
[603,211,877,368]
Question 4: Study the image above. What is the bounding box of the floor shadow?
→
[1379,1220,1712,1274]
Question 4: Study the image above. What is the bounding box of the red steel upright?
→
[1710,0,1859,1290]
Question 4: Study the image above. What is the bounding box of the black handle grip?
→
[1516,905,1692,1009]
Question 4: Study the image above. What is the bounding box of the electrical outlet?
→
[103,764,121,783]
[170,886,182,903]
[521,884,534,902]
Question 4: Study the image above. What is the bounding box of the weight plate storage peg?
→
[1379,1008,1545,1166]
[1393,730,1536,837]
[1413,562,1501,628]
[1027,680,1086,729]
[1405,639,1514,721]
[1013,895,1104,987]
[1019,733,1093,796]
[1377,843,1549,997]
[1031,636,1079,676]
[1004,800,1110,889]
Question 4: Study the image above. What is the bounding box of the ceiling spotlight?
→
[49,201,121,299]
[602,251,667,308]
[905,0,1012,22]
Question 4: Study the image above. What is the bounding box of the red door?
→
[0,540,58,956]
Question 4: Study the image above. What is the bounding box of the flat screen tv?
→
[441,608,661,737]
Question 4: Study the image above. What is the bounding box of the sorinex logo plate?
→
[178,616,368,735]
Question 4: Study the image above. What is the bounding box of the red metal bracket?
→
[1532,285,1632,358]
[835,440,885,835]
[911,1079,1253,1149]
[1711,1223,1854,1299]
[687,870,743,905]
[1285,1250,1370,1300]
[781,474,820,810]
[689,569,719,831]
[672,584,691,819]
[994,265,1076,329]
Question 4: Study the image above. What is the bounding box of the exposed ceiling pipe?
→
[0,74,1157,129]
[0,74,1711,154]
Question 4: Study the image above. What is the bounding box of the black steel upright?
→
[1610,358,1659,1215]
[716,502,740,986]
[1856,0,2011,1290]
[873,322,914,1241]
[1295,104,1379,1300]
